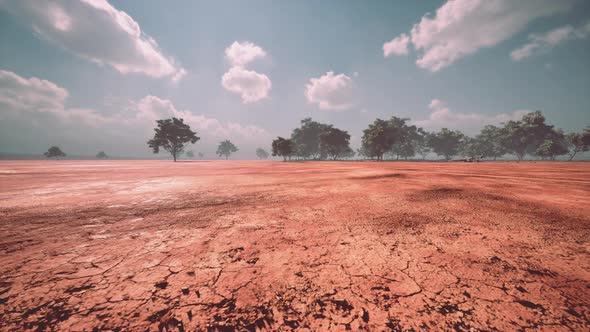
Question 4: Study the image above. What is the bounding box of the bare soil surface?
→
[0,160,589,331]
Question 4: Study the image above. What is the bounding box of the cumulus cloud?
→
[0,69,109,125]
[384,0,573,72]
[511,21,590,61]
[225,41,267,67]
[414,99,528,134]
[221,41,271,104]
[0,70,270,155]
[0,0,186,81]
[133,95,271,141]
[305,71,354,111]
[383,33,410,57]
[221,67,272,104]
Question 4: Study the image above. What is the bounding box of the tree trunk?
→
[568,151,576,161]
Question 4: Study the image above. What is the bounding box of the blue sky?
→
[1,0,589,158]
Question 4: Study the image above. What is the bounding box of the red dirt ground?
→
[0,160,589,331]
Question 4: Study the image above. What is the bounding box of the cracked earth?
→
[0,160,589,331]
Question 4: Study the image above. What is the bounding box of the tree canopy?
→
[96,151,108,159]
[272,137,295,161]
[217,140,238,159]
[44,146,66,159]
[319,127,352,160]
[566,128,590,160]
[147,117,199,162]
[256,148,269,160]
[428,128,464,160]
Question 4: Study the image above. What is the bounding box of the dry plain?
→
[0,160,589,331]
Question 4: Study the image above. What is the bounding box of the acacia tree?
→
[319,127,352,160]
[198,152,204,159]
[272,137,294,161]
[148,117,199,162]
[96,151,108,159]
[566,128,590,160]
[44,146,66,159]
[185,150,194,159]
[217,140,238,159]
[256,148,269,160]
[428,128,464,160]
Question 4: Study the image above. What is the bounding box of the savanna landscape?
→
[2,0,590,331]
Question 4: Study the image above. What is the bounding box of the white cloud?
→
[0,69,108,125]
[0,70,271,154]
[383,33,410,57]
[221,66,272,103]
[305,71,354,111]
[221,41,271,104]
[385,0,573,72]
[0,0,186,81]
[511,21,590,61]
[414,98,528,134]
[224,41,267,67]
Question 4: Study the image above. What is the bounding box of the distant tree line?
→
[271,111,590,161]
[42,112,589,162]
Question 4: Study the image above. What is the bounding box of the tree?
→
[428,128,464,160]
[476,125,506,160]
[44,146,66,159]
[388,117,418,160]
[185,150,194,159]
[566,128,590,160]
[272,137,295,161]
[256,148,269,160]
[415,129,431,160]
[536,139,568,160]
[499,120,529,161]
[291,118,331,159]
[341,147,355,159]
[217,140,238,159]
[460,136,484,159]
[96,151,108,159]
[361,119,394,161]
[147,117,200,162]
[198,152,204,159]
[500,111,555,160]
[536,129,568,160]
[319,127,352,160]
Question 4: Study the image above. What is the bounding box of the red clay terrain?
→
[0,160,589,331]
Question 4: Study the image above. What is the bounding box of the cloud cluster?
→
[511,21,590,61]
[0,0,186,81]
[414,99,529,134]
[0,70,270,154]
[221,41,271,103]
[304,71,354,111]
[383,0,573,72]
[0,69,110,126]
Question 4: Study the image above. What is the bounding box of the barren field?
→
[0,160,589,331]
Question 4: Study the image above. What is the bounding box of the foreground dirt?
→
[0,160,589,331]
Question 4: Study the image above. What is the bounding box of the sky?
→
[0,0,589,158]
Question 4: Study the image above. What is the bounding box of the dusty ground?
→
[0,160,589,331]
